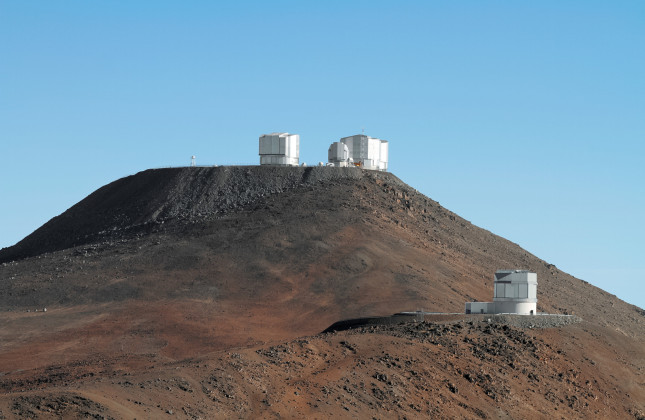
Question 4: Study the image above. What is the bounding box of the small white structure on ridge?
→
[465,270,538,315]
[336,134,388,171]
[328,141,350,167]
[259,132,300,166]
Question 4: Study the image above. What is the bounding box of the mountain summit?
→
[1,166,643,418]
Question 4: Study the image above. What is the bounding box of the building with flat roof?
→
[259,133,300,166]
[337,134,388,171]
[465,270,538,315]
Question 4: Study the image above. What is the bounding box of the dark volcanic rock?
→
[0,166,384,263]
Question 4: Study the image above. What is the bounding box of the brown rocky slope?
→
[0,166,643,418]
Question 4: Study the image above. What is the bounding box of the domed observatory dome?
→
[328,141,350,167]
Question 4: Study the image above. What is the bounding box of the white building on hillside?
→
[465,270,538,315]
[335,134,388,171]
[328,141,351,167]
[259,133,300,166]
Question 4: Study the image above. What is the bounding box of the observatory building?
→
[328,141,351,167]
[329,134,388,171]
[465,270,538,315]
[259,132,300,166]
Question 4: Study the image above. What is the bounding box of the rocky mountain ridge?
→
[0,166,383,263]
[0,166,643,418]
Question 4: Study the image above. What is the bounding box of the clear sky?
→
[1,1,643,309]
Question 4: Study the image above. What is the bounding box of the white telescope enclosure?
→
[493,270,537,314]
[339,134,388,171]
[465,270,538,315]
[259,132,300,166]
[328,142,350,167]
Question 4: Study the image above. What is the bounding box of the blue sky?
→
[1,1,643,309]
